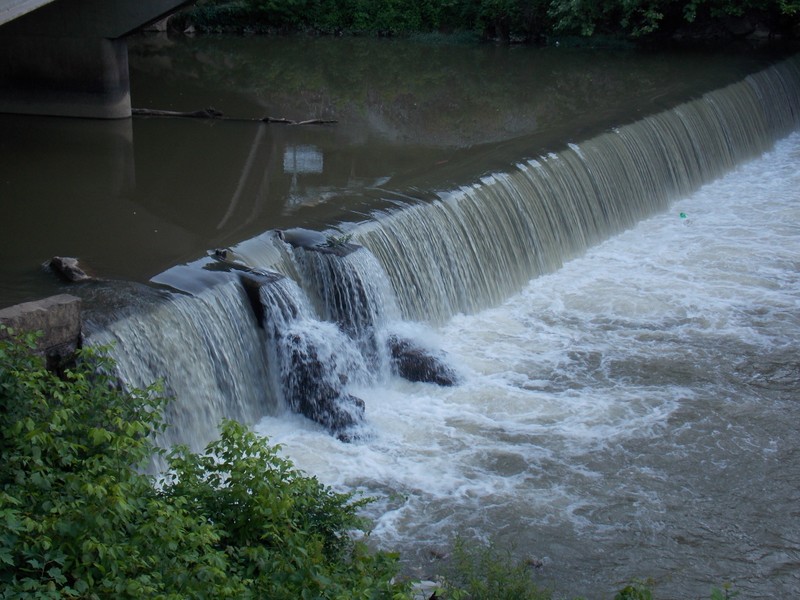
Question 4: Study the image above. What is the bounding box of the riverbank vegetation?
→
[0,330,738,598]
[172,0,800,44]
[0,329,406,598]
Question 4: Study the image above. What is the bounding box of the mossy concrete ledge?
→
[0,294,82,369]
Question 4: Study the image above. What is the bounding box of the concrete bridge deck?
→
[0,0,192,118]
[0,0,55,27]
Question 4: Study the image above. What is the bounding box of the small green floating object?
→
[679,212,687,219]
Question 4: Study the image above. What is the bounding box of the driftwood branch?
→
[261,116,338,125]
[132,107,224,119]
[133,107,337,125]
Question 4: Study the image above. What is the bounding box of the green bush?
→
[439,537,553,600]
[0,328,408,599]
[178,0,800,40]
[162,420,406,599]
[614,579,655,600]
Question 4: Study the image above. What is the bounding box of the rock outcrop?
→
[285,332,366,441]
[48,256,91,282]
[387,334,458,386]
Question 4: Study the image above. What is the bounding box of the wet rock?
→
[330,395,366,443]
[285,333,366,438]
[279,227,361,257]
[388,335,458,386]
[238,270,285,329]
[278,227,327,248]
[310,241,361,258]
[48,256,92,282]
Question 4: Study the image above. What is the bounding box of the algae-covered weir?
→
[3,36,800,597]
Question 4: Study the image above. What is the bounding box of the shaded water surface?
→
[0,35,782,307]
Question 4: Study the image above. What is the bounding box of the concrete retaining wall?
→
[0,294,82,369]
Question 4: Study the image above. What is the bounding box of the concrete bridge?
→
[0,0,192,118]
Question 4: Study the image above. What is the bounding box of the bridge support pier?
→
[0,35,130,118]
[0,0,191,119]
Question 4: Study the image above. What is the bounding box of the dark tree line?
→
[178,0,800,42]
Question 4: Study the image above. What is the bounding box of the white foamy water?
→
[256,132,800,599]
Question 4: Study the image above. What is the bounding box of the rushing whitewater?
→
[257,131,800,599]
[88,55,800,597]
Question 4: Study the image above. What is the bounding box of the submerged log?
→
[261,116,338,125]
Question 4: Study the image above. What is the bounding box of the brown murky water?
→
[0,34,781,308]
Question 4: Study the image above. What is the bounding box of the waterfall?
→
[291,245,398,368]
[354,56,800,323]
[89,279,273,453]
[257,275,370,439]
[89,55,800,452]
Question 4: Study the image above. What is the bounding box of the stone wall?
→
[0,294,82,369]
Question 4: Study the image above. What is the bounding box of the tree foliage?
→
[439,537,552,600]
[179,0,800,40]
[0,328,408,599]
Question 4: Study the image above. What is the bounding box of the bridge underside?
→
[0,0,191,118]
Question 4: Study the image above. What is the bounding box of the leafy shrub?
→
[438,537,553,600]
[0,328,408,599]
[179,0,800,40]
[614,579,655,600]
[162,420,405,599]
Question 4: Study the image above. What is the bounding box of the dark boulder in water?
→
[285,332,366,440]
[387,335,459,386]
[48,256,92,282]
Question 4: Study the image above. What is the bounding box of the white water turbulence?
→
[256,132,800,599]
[90,280,275,454]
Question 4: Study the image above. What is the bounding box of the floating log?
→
[132,107,337,125]
[132,107,224,119]
[261,116,338,125]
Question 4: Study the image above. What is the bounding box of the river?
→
[0,35,783,307]
[256,131,800,598]
[2,34,799,599]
